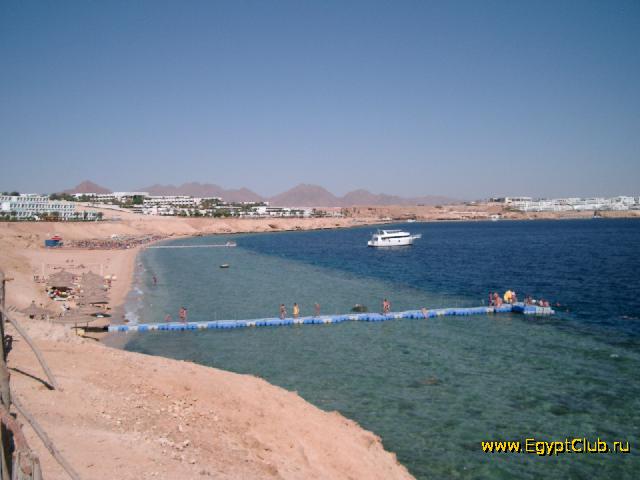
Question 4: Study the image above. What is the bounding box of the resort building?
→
[142,205,177,216]
[74,192,149,203]
[257,206,313,217]
[490,197,533,204]
[509,196,639,212]
[1,195,77,220]
[72,192,115,202]
[143,196,201,207]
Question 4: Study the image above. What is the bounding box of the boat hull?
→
[368,235,420,247]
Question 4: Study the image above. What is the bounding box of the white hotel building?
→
[143,196,201,207]
[509,196,639,212]
[73,192,149,202]
[1,195,77,219]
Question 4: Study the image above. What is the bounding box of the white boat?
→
[367,229,421,247]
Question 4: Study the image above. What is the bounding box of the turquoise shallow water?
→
[122,220,640,479]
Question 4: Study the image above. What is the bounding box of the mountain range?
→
[64,181,456,207]
[64,180,111,195]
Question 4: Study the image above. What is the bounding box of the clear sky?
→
[1,0,638,198]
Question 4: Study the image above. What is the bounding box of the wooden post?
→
[4,315,58,391]
[0,404,41,480]
[12,397,81,480]
[0,271,12,480]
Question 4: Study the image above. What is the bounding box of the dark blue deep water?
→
[123,219,640,479]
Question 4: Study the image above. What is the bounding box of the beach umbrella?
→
[19,301,53,319]
[76,286,110,304]
[80,271,106,288]
[78,292,110,305]
[53,307,101,325]
[48,270,76,289]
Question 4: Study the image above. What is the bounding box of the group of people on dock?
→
[278,299,393,319]
[489,290,551,308]
[525,296,551,307]
[489,290,517,306]
[279,302,322,319]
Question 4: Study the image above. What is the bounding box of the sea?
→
[121,219,640,479]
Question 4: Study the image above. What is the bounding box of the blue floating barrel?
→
[511,304,525,314]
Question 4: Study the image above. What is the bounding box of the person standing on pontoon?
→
[293,303,300,318]
[382,298,391,314]
[279,304,286,319]
[493,292,502,307]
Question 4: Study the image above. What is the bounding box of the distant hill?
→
[341,189,411,206]
[269,184,342,207]
[269,184,456,207]
[64,181,456,206]
[140,182,264,202]
[64,180,111,194]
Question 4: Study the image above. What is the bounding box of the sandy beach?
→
[0,214,415,480]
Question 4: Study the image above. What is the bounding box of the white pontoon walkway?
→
[108,303,554,333]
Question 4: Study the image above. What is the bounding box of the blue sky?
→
[1,0,638,198]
